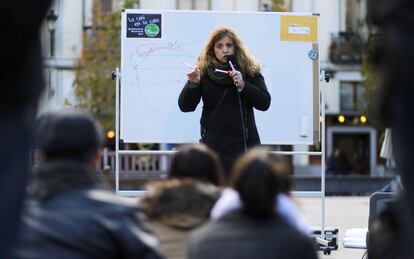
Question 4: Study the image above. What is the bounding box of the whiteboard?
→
[120,9,319,144]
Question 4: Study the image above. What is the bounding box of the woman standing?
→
[178,26,271,176]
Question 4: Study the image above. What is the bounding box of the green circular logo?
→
[144,24,160,37]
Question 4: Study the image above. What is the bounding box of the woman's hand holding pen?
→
[186,64,201,84]
[230,70,244,90]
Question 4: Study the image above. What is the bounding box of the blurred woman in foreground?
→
[188,148,318,259]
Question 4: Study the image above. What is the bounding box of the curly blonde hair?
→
[197,26,261,77]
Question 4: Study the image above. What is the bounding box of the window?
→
[176,0,211,10]
[83,0,93,30]
[99,0,112,13]
[340,81,365,112]
[345,0,365,33]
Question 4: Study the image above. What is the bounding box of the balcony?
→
[329,32,364,65]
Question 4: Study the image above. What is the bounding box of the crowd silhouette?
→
[11,115,319,258]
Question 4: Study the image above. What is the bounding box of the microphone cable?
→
[237,89,247,152]
[228,56,247,152]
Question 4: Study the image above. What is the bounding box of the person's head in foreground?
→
[168,143,225,186]
[35,109,104,165]
[31,109,107,200]
[229,148,284,219]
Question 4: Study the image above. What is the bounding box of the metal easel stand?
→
[113,67,176,196]
[268,77,330,255]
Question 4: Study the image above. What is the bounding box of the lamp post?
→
[46,10,58,57]
[45,10,58,103]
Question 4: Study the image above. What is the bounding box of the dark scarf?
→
[205,59,234,86]
[29,159,110,201]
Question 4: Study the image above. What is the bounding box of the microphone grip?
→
[229,61,236,71]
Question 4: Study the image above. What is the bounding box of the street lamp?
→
[45,9,58,102]
[262,3,271,12]
[46,10,58,57]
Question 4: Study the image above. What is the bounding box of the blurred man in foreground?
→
[13,110,163,259]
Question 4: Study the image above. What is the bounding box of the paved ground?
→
[297,196,369,259]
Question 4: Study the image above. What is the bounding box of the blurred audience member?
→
[367,197,414,259]
[188,148,318,259]
[13,110,162,259]
[367,0,414,257]
[326,148,352,176]
[0,1,51,257]
[139,144,222,259]
[168,143,225,186]
[211,152,310,234]
[140,179,219,259]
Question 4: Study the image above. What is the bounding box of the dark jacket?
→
[0,2,51,258]
[178,73,271,170]
[140,179,220,259]
[188,210,318,259]
[13,160,163,259]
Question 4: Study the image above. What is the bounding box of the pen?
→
[184,63,196,69]
[229,61,236,71]
[215,68,229,74]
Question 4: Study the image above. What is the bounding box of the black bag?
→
[199,88,228,143]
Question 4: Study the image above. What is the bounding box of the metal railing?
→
[99,149,170,180]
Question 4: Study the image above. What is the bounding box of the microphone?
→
[227,55,238,71]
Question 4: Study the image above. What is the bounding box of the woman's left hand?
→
[230,70,244,90]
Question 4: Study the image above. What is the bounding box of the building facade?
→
[40,0,85,112]
[293,0,380,176]
[41,0,383,176]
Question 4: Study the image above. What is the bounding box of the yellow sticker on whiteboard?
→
[280,16,318,42]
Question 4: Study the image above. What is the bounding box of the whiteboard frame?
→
[120,9,319,145]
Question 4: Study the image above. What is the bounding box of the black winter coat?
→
[188,210,318,259]
[178,73,270,171]
[13,161,163,259]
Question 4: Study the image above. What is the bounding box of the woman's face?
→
[213,35,235,64]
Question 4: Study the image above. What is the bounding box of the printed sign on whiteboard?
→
[288,25,310,35]
[126,13,162,38]
[280,15,318,42]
